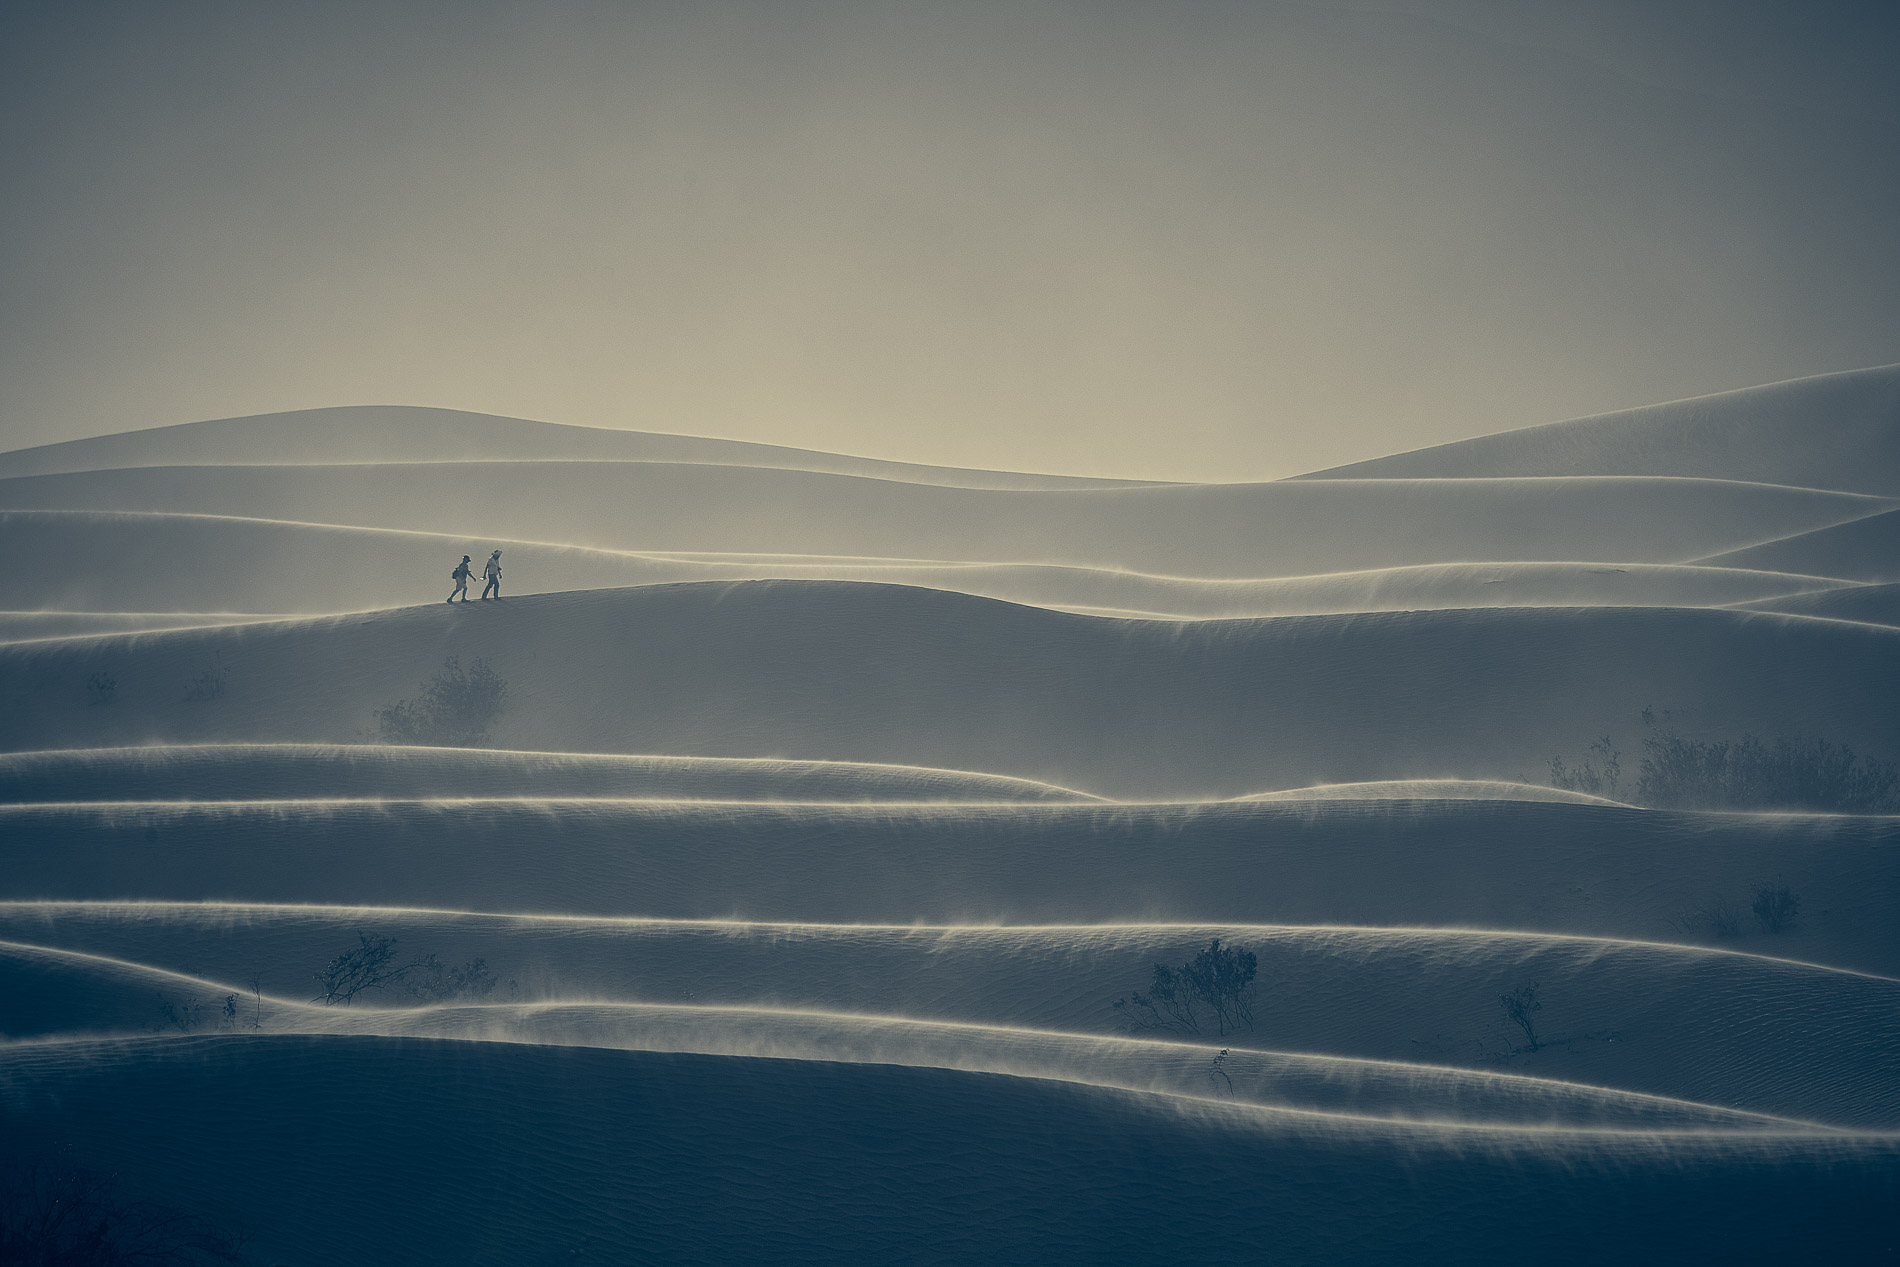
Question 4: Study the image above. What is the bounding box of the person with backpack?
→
[448,555,475,603]
[480,549,503,600]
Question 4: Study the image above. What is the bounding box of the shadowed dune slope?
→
[0,583,1894,798]
[3,1038,1895,1265]
[6,915,1900,1125]
[0,466,1888,578]
[0,743,1094,804]
[1697,507,1900,583]
[1297,363,1900,496]
[0,405,1156,491]
[3,798,1894,972]
[0,939,1869,1131]
[0,510,1855,619]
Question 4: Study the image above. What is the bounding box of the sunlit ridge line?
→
[0,742,1099,794]
[0,797,1107,810]
[1,903,1890,982]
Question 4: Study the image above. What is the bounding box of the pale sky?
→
[2,0,1896,480]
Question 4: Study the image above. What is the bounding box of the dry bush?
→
[1113,939,1258,1037]
[374,656,506,747]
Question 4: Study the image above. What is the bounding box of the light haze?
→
[2,0,1896,479]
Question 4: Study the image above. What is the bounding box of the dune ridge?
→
[7,378,1898,1258]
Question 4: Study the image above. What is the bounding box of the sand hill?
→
[3,369,1896,1262]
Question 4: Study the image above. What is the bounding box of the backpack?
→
[450,564,467,580]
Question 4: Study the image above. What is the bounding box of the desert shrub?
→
[313,934,410,1005]
[85,671,116,706]
[1499,982,1543,1053]
[0,1149,256,1264]
[1113,939,1257,1037]
[1751,879,1800,933]
[1552,727,1898,813]
[406,954,499,1003]
[314,935,498,1005]
[1207,1047,1234,1096]
[374,656,506,747]
[1636,733,1897,813]
[155,993,205,1033]
[1549,736,1620,797]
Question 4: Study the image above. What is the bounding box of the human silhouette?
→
[448,555,474,603]
[480,550,503,600]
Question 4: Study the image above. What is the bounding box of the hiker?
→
[480,549,503,600]
[448,555,475,603]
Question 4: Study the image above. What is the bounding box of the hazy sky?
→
[2,0,1896,480]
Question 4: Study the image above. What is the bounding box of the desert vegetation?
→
[314,934,499,1005]
[1498,982,1544,1053]
[1671,879,1802,940]
[373,656,506,747]
[84,671,116,706]
[1552,723,1898,813]
[1112,939,1258,1037]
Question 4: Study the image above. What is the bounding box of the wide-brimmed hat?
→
[491,549,502,556]
[462,555,471,561]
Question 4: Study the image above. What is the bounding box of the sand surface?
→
[3,370,1896,1261]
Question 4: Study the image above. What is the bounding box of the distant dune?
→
[0,404,1162,491]
[1,464,1887,577]
[1730,581,1900,627]
[1297,363,1900,496]
[1697,507,1900,583]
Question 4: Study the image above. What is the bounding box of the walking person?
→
[480,550,503,600]
[448,555,475,603]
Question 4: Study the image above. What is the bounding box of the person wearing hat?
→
[448,555,475,603]
[480,549,504,600]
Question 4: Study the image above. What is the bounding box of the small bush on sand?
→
[1549,737,1620,797]
[184,669,226,701]
[374,656,506,747]
[1113,939,1257,1037]
[1751,879,1800,933]
[1499,982,1543,1053]
[1552,728,1897,813]
[1636,733,1897,813]
[314,934,497,1005]
[85,671,116,706]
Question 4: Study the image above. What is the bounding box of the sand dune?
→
[1,509,1859,619]
[7,914,1898,1126]
[5,1037,1892,1264]
[7,379,1897,1258]
[1,583,1893,799]
[0,940,1845,1134]
[1299,363,1900,497]
[1697,507,1900,583]
[0,404,1161,491]
[1729,582,1900,627]
[4,793,1894,972]
[2,464,1888,578]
